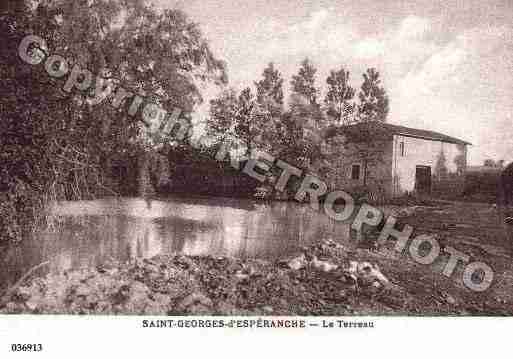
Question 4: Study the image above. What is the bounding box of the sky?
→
[152,0,513,165]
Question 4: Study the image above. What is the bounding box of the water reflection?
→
[0,197,352,287]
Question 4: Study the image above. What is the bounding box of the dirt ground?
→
[382,201,513,315]
[1,201,512,316]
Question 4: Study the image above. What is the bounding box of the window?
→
[400,141,405,157]
[351,164,361,180]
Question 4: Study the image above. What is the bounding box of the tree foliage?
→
[0,0,226,241]
[357,68,389,123]
[208,87,261,156]
[324,67,356,126]
[275,59,325,171]
[290,58,319,107]
[334,68,390,186]
[254,62,284,118]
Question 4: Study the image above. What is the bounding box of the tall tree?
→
[357,68,389,123]
[289,58,324,130]
[324,67,356,126]
[253,62,284,149]
[338,68,390,187]
[234,87,256,155]
[276,59,326,173]
[209,89,239,141]
[208,87,258,156]
[291,58,319,107]
[255,62,284,115]
[31,0,227,196]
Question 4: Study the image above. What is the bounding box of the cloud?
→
[399,44,467,96]
[393,24,513,164]
[353,38,386,59]
[396,16,431,40]
[302,8,330,31]
[260,8,357,58]
[216,8,360,93]
[157,1,513,165]
[352,16,438,69]
[457,25,512,55]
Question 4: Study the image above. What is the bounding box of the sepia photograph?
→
[1,0,513,355]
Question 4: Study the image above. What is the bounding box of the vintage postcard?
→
[1,0,512,357]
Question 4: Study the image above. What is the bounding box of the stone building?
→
[321,122,470,199]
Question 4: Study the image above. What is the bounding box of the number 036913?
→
[11,344,43,352]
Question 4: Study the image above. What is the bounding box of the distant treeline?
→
[463,168,501,203]
[167,146,260,198]
[0,1,226,243]
[109,145,261,199]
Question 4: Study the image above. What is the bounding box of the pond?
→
[0,196,354,287]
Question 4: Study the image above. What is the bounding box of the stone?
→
[178,292,213,310]
[442,292,457,305]
[357,262,390,287]
[234,272,250,281]
[393,206,417,218]
[188,303,213,315]
[346,261,390,288]
[262,305,274,314]
[287,255,307,271]
[112,284,131,305]
[310,257,338,273]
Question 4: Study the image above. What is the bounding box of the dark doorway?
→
[415,166,432,195]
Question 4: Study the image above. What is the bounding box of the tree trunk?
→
[137,150,154,197]
[137,150,171,197]
[155,153,170,189]
[363,159,368,187]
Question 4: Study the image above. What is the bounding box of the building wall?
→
[391,135,467,196]
[321,133,468,199]
[321,135,394,198]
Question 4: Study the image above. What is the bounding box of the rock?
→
[377,283,410,308]
[356,230,379,250]
[310,257,338,273]
[25,292,42,311]
[173,256,195,270]
[234,272,250,281]
[151,293,170,307]
[262,305,274,314]
[286,255,307,270]
[4,302,20,313]
[392,206,417,218]
[15,286,32,302]
[178,292,213,310]
[129,282,150,300]
[242,265,258,277]
[358,262,389,287]
[439,223,459,231]
[338,289,348,299]
[188,303,213,315]
[347,261,390,288]
[322,238,337,247]
[278,298,288,307]
[254,186,273,200]
[454,223,473,229]
[143,258,158,266]
[112,284,131,305]
[441,292,457,305]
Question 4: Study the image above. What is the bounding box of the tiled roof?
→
[324,122,471,146]
[467,166,501,173]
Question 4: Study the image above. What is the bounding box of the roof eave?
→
[394,132,471,146]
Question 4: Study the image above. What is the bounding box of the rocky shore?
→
[2,232,512,316]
